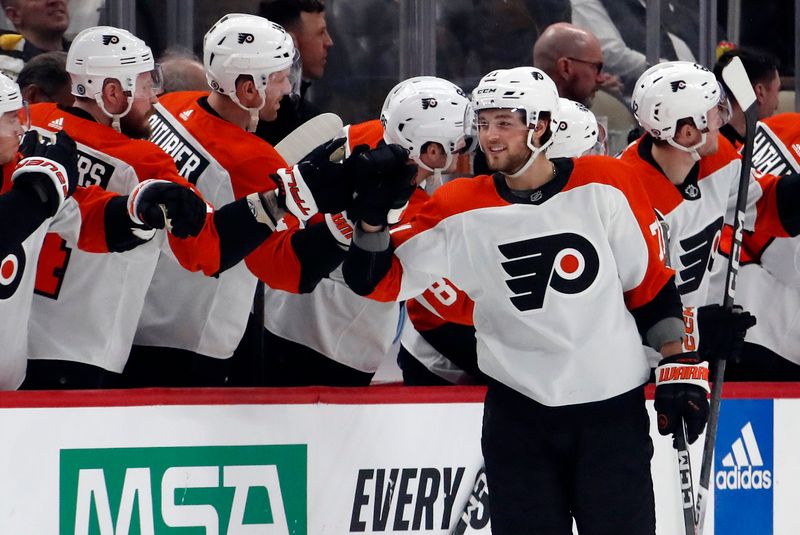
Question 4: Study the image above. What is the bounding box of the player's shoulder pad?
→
[762,112,800,141]
[426,174,504,217]
[347,119,384,150]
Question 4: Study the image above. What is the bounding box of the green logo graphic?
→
[60,445,307,534]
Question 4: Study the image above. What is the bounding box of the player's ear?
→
[101,79,127,113]
[234,76,259,107]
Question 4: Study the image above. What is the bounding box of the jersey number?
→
[34,233,71,299]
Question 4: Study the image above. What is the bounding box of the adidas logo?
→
[793,143,800,158]
[48,117,64,130]
[179,109,193,121]
[716,422,772,490]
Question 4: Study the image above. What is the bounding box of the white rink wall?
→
[0,385,790,534]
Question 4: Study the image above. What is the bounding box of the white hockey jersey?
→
[27,103,220,372]
[364,156,676,406]
[134,91,288,358]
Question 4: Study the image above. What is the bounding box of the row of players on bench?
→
[1,13,795,391]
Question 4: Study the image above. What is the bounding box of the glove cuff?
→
[11,156,70,215]
[655,352,710,393]
[324,211,355,249]
[275,165,319,222]
[127,179,172,226]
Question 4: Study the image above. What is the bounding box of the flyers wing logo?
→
[237,33,255,44]
[101,35,119,45]
[670,80,687,92]
[0,245,26,300]
[498,232,600,312]
[677,216,724,294]
[421,98,438,110]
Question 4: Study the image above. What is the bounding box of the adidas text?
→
[716,465,772,490]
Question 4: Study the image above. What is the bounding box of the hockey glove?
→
[272,138,369,221]
[12,130,78,217]
[349,144,417,227]
[128,179,208,238]
[654,352,710,448]
[324,210,356,249]
[682,304,757,361]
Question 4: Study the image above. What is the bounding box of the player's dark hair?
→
[17,51,70,99]
[258,0,325,31]
[713,47,779,105]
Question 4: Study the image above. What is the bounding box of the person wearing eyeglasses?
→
[532,22,622,106]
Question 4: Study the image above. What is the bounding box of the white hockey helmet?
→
[67,26,161,131]
[548,98,603,158]
[204,13,295,131]
[632,61,731,160]
[381,76,472,176]
[471,67,560,177]
[0,72,27,136]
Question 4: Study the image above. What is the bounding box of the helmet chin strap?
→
[230,88,266,133]
[507,129,553,178]
[95,93,134,133]
[414,153,453,194]
[667,132,706,162]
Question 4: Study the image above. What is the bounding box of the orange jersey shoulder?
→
[347,119,384,150]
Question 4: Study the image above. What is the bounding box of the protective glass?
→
[288,48,302,103]
[710,84,732,130]
[586,120,608,156]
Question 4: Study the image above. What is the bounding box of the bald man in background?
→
[158,48,209,94]
[533,22,623,106]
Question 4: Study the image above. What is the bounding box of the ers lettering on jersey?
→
[677,216,723,295]
[499,232,600,311]
[0,244,25,300]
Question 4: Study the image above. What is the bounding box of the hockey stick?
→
[250,113,345,382]
[694,56,758,534]
[675,421,697,534]
[273,112,344,166]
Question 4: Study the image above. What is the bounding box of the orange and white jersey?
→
[365,156,674,406]
[0,155,121,386]
[134,91,289,358]
[620,133,788,308]
[26,103,219,372]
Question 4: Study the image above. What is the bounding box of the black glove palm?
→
[696,304,757,361]
[133,181,207,238]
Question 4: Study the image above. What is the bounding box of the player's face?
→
[757,70,780,120]
[120,72,159,139]
[258,69,291,122]
[477,109,531,174]
[295,11,333,80]
[697,106,724,157]
[0,110,23,165]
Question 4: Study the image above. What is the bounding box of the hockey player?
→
[342,66,707,534]
[0,71,158,388]
[256,75,471,386]
[128,14,367,386]
[399,97,605,385]
[22,26,278,388]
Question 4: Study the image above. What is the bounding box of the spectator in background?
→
[714,47,780,146]
[158,47,208,94]
[256,0,333,145]
[16,50,72,106]
[533,22,622,106]
[0,0,69,79]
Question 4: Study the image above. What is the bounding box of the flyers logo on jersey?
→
[677,215,724,294]
[498,232,600,312]
[0,245,26,300]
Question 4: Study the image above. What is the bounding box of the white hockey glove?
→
[12,130,78,217]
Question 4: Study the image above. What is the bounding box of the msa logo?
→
[238,32,255,44]
[670,80,687,92]
[102,35,120,45]
[421,97,438,109]
[60,445,307,535]
[498,232,599,312]
[677,216,723,295]
[0,244,26,300]
[716,422,773,490]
